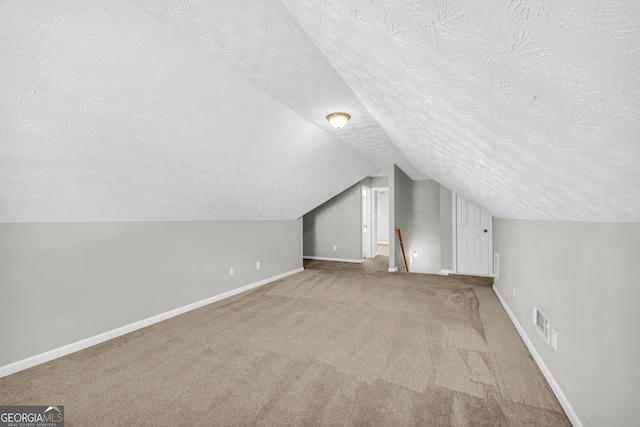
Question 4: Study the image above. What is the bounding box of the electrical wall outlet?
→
[256,261,260,270]
[230,267,235,276]
[333,245,337,251]
[551,329,558,352]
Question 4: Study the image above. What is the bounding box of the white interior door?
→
[362,186,372,258]
[456,195,491,275]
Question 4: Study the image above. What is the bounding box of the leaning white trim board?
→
[0,268,304,379]
[493,285,583,427]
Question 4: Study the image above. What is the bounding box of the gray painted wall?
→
[303,183,362,261]
[376,191,389,243]
[493,219,640,427]
[0,220,302,367]
[302,170,452,273]
[440,186,453,271]
[370,176,389,188]
[411,180,441,274]
[390,165,414,271]
[387,166,453,273]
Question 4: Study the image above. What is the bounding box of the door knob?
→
[483,229,488,233]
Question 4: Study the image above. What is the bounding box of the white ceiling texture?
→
[1,0,638,222]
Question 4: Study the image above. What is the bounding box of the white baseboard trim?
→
[492,285,582,427]
[377,242,389,245]
[388,267,398,272]
[0,267,304,379]
[440,269,454,275]
[303,256,363,264]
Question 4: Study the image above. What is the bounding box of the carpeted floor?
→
[0,254,570,426]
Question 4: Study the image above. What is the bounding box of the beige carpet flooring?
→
[0,254,570,426]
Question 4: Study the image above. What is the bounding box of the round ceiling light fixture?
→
[326,112,351,129]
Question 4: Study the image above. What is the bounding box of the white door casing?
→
[455,194,492,275]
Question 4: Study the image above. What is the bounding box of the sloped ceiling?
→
[1,0,639,222]
[280,0,640,221]
[132,0,426,181]
[0,0,385,222]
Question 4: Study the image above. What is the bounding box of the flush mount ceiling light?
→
[326,112,350,129]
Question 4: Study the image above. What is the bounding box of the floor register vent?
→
[533,305,550,344]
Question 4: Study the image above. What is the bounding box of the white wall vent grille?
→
[533,305,550,344]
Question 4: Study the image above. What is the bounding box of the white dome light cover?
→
[327,112,350,129]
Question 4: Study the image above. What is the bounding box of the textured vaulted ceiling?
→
[280,0,640,221]
[132,0,426,180]
[0,0,381,222]
[1,0,639,222]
